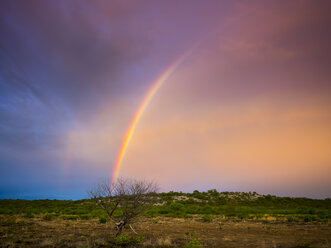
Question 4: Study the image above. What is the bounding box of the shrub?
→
[184,240,203,248]
[208,189,219,197]
[169,202,185,212]
[114,234,143,246]
[62,215,79,220]
[23,212,34,218]
[80,214,91,220]
[42,213,56,221]
[201,214,213,222]
[294,242,314,248]
[152,218,159,223]
[201,205,214,215]
[99,217,107,224]
[287,215,300,222]
[226,199,238,212]
[237,213,249,220]
[308,209,316,215]
[2,217,16,225]
[304,215,312,222]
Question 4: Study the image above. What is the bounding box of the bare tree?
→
[88,177,158,236]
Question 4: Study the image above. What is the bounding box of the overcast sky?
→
[1,0,330,199]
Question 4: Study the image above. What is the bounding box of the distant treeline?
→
[1,191,330,222]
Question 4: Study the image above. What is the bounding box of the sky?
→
[0,0,330,199]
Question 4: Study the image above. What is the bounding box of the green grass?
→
[61,215,79,220]
[42,213,56,221]
[201,214,213,222]
[184,239,203,248]
[113,234,144,246]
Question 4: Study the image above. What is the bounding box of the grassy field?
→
[0,191,330,247]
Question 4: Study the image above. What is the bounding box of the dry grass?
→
[39,238,55,247]
[156,236,173,246]
[0,215,330,247]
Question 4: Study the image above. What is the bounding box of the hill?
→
[1,190,330,222]
[1,191,330,247]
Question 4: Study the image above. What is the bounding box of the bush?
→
[237,213,249,220]
[286,216,299,222]
[201,214,213,222]
[184,240,203,248]
[99,217,107,223]
[304,215,312,222]
[152,218,159,223]
[2,217,16,225]
[294,242,314,248]
[80,214,91,220]
[114,234,143,246]
[23,212,34,218]
[169,202,185,212]
[42,213,56,221]
[62,215,79,220]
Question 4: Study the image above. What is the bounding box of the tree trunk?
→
[115,221,125,236]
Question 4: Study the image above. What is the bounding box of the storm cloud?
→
[1,0,330,199]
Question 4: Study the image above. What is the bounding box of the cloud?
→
[0,0,152,113]
[121,93,331,196]
[62,90,331,197]
[0,0,157,161]
[1,0,330,198]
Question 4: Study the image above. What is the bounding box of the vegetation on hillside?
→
[0,190,330,223]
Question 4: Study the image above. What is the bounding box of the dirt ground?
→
[0,216,330,247]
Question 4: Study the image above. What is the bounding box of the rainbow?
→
[111,48,196,185]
